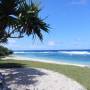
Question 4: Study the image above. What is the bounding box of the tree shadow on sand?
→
[0,63,25,68]
[0,63,47,90]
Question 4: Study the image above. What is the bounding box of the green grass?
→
[0,59,90,90]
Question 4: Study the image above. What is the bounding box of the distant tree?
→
[0,0,49,43]
[0,45,13,56]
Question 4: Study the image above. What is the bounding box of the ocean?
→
[14,50,90,65]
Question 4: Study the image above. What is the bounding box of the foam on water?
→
[14,51,56,54]
[14,50,90,55]
[14,50,90,65]
[14,52,25,54]
[59,51,90,55]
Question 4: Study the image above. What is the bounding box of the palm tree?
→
[0,0,49,43]
[0,1,49,88]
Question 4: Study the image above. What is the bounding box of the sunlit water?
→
[14,50,90,65]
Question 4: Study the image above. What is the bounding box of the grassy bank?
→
[0,59,90,90]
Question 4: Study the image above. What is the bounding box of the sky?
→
[5,0,90,50]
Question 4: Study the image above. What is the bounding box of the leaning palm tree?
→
[0,0,49,43]
[0,1,49,89]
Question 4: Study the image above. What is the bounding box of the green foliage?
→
[0,0,49,43]
[0,46,13,56]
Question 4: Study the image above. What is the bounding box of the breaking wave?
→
[14,50,90,55]
[59,51,90,55]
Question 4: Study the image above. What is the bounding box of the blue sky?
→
[5,0,90,50]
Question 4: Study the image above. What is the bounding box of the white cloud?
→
[8,39,16,44]
[70,0,88,5]
[73,38,81,46]
[73,42,79,46]
[3,39,17,49]
[47,41,56,46]
[47,41,64,47]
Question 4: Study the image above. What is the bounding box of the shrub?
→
[0,46,13,56]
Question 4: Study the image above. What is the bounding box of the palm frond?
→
[0,0,50,43]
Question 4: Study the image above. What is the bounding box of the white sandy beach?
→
[2,55,87,67]
[0,55,88,90]
[0,68,86,90]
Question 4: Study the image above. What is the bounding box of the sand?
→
[2,55,87,67]
[0,68,86,90]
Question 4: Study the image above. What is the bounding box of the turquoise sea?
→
[14,50,90,65]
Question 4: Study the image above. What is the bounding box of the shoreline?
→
[2,55,88,67]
